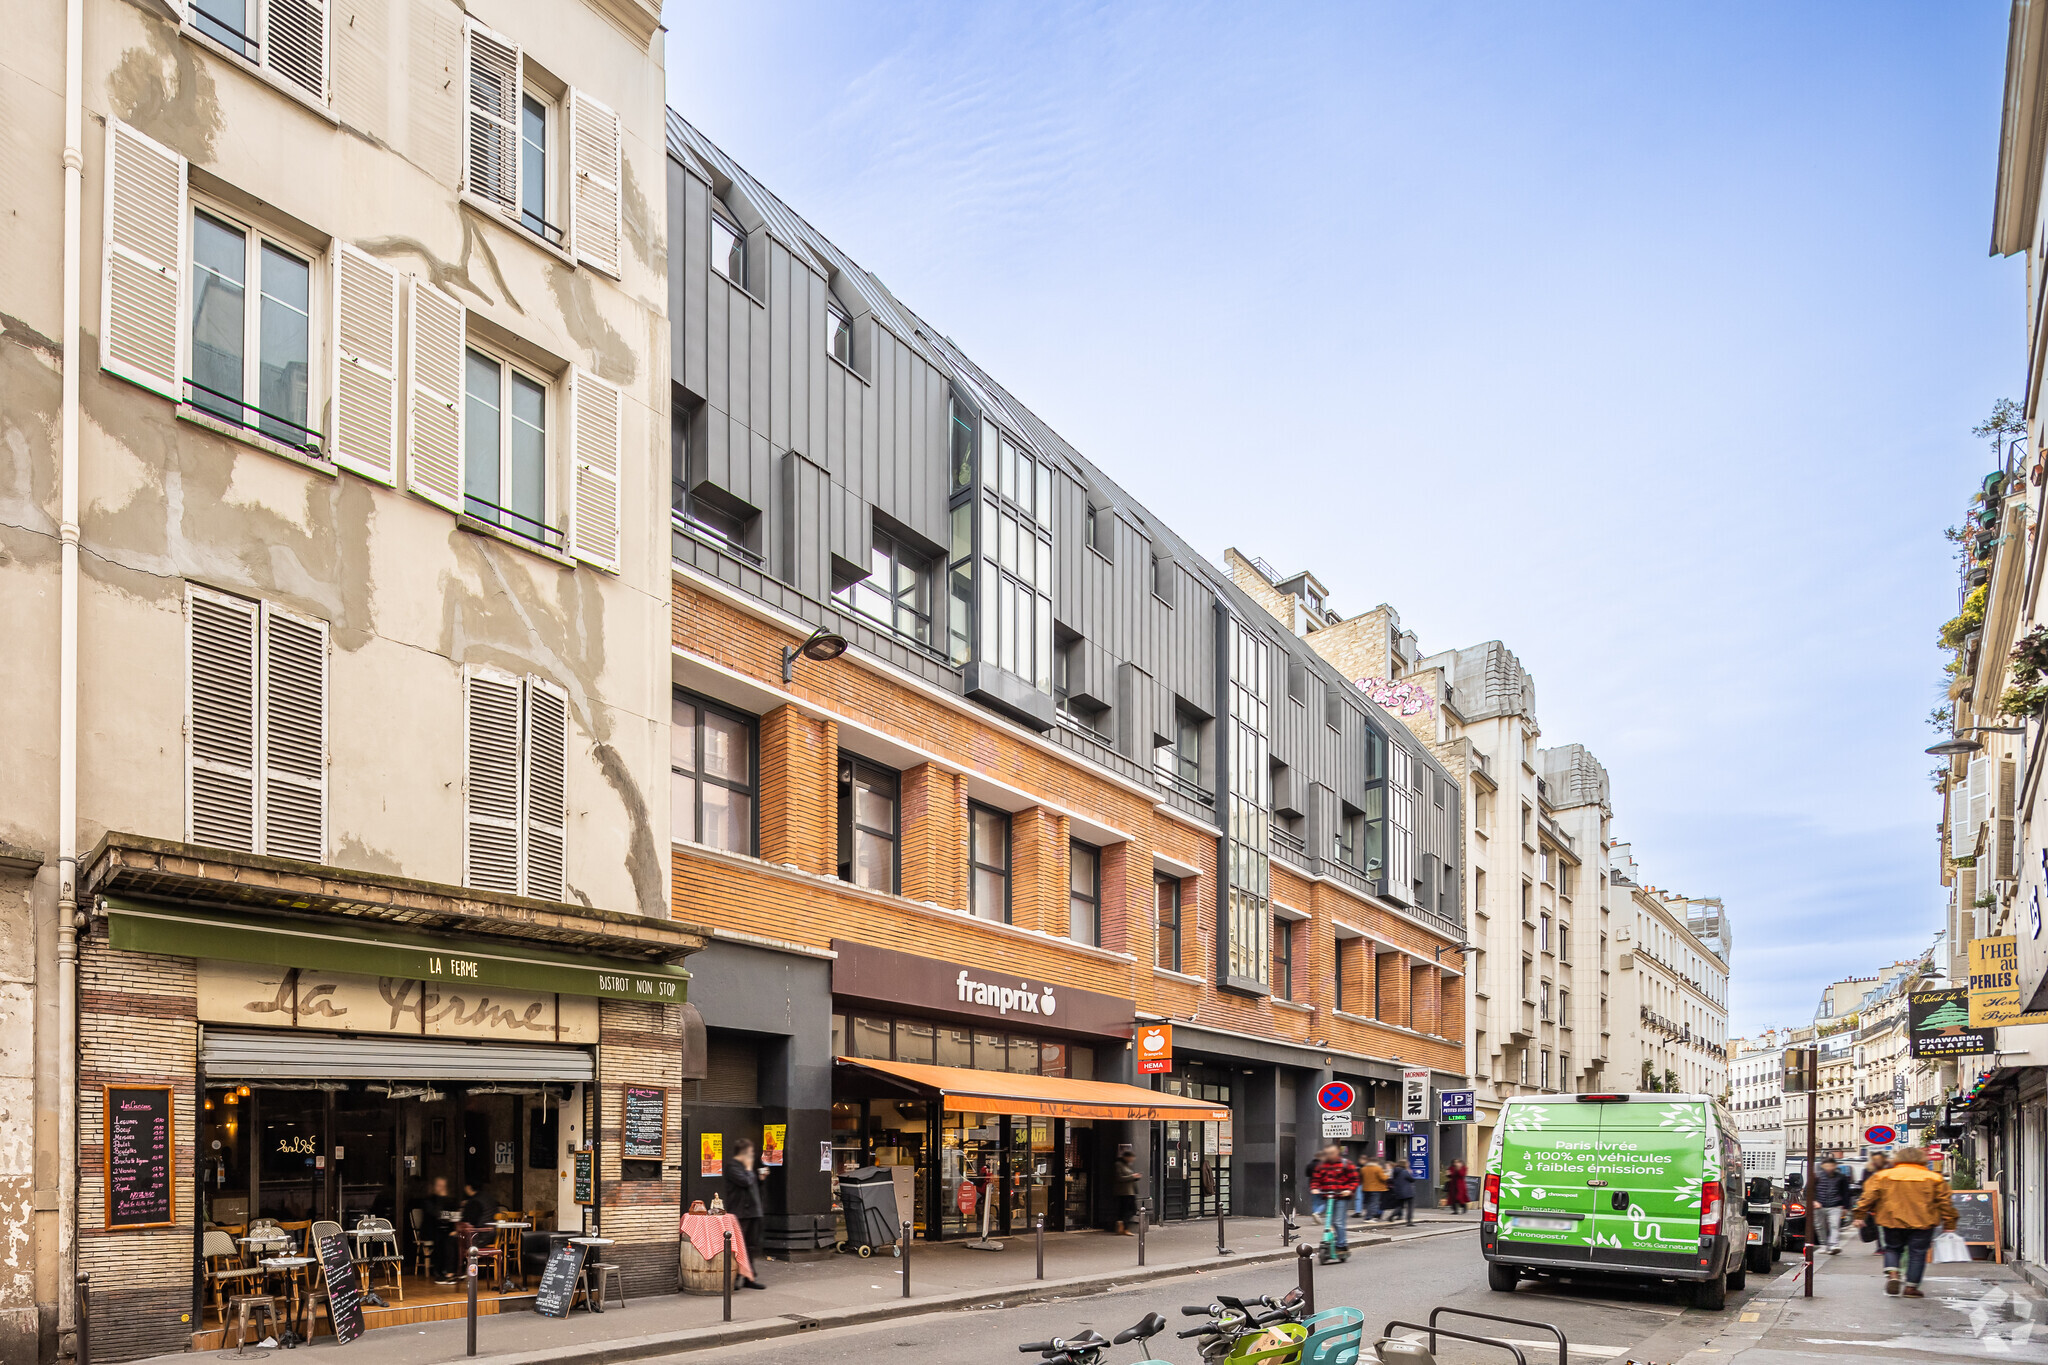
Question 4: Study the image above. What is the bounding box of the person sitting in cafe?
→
[421,1176,459,1285]
[448,1179,502,1283]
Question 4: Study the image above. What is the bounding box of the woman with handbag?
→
[1852,1147,1956,1298]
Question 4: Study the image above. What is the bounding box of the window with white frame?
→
[826,298,853,366]
[186,585,328,862]
[188,204,319,451]
[464,667,569,900]
[712,209,746,287]
[464,22,620,273]
[189,0,329,103]
[463,345,555,548]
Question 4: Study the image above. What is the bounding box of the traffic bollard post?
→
[1804,1242,1814,1298]
[466,1241,479,1357]
[1035,1215,1045,1280]
[723,1231,735,1321]
[901,1221,912,1298]
[1137,1200,1148,1266]
[1296,1243,1316,1317]
[76,1275,90,1365]
[1217,1202,1230,1256]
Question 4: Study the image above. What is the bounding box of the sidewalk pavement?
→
[143,1213,1474,1365]
[1678,1237,2048,1365]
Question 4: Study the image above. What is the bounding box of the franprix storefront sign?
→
[830,940,1134,1038]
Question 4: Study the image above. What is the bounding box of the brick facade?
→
[596,999,685,1297]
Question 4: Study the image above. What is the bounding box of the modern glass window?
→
[835,530,932,645]
[1068,842,1100,947]
[1334,936,1347,1013]
[1540,980,1552,1019]
[1273,918,1293,1000]
[1558,923,1571,962]
[838,757,898,893]
[1539,912,1551,953]
[969,804,1010,922]
[671,694,755,853]
[1540,1049,1552,1089]
[1155,876,1181,972]
[1335,805,1365,868]
[826,299,853,365]
[711,210,745,286]
[516,92,563,246]
[189,209,314,449]
[1157,709,1203,791]
[464,347,552,547]
[976,431,1054,691]
[1223,621,1273,987]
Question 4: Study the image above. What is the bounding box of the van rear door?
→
[1585,1099,1712,1271]
[1494,1099,1604,1262]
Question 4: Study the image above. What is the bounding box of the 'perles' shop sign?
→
[831,940,1134,1037]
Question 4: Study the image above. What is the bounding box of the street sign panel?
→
[1402,1068,1429,1122]
[1864,1125,1897,1147]
[1320,1112,1352,1137]
[1439,1089,1475,1123]
[1384,1121,1416,1134]
[1317,1081,1356,1113]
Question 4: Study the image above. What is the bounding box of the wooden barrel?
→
[679,1238,732,1295]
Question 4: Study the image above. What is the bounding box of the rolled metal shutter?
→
[202,1029,593,1082]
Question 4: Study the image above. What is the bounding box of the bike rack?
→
[1382,1320,1528,1365]
[1425,1307,1566,1365]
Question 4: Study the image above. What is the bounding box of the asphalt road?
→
[659,1225,1785,1365]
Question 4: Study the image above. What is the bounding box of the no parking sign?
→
[1864,1125,1897,1147]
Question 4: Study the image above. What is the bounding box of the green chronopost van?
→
[1480,1093,1749,1310]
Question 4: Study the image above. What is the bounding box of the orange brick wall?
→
[1375,951,1410,1029]
[671,580,1462,1076]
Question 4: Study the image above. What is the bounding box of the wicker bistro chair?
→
[202,1230,268,1327]
[354,1216,404,1303]
[408,1207,433,1279]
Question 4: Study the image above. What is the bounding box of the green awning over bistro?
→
[105,897,689,1002]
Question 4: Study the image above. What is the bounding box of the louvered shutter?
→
[263,0,328,102]
[523,678,568,901]
[101,119,187,399]
[464,669,524,894]
[188,588,260,853]
[330,243,399,482]
[260,604,328,862]
[406,278,465,510]
[566,368,621,571]
[1999,758,2019,880]
[567,89,621,278]
[464,23,521,214]
[1969,756,1992,858]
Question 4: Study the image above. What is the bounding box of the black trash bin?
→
[837,1166,901,1258]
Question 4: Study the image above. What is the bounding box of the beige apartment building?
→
[0,1,686,1359]
[1607,843,1729,1099]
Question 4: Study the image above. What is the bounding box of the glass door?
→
[1007,1117,1053,1232]
[1062,1121,1093,1231]
[941,1111,1003,1239]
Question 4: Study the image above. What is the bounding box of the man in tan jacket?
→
[1357,1154,1390,1221]
[1853,1147,1957,1297]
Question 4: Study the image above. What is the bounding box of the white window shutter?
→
[405,278,465,511]
[101,118,187,399]
[567,88,622,278]
[259,604,328,862]
[464,668,524,895]
[187,587,260,853]
[330,243,400,483]
[464,22,521,215]
[566,368,622,572]
[523,678,568,901]
[1969,756,1991,855]
[263,0,329,102]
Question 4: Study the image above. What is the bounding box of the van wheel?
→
[1768,1233,1781,1264]
[1728,1257,1748,1291]
[1690,1273,1728,1310]
[1746,1243,1770,1274]
[1487,1264,1519,1293]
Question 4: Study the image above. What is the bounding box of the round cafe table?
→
[259,1256,316,1347]
[566,1238,613,1313]
[490,1221,530,1294]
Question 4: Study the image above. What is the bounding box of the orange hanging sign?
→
[1136,1024,1173,1075]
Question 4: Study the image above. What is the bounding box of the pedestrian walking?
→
[1813,1158,1852,1254]
[1385,1159,1415,1224]
[1111,1148,1140,1235]
[1306,1145,1361,1259]
[1445,1160,1470,1215]
[1861,1153,1890,1256]
[1356,1152,1388,1221]
[1853,1146,1956,1298]
[722,1139,767,1289]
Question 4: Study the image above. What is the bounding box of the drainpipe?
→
[57,0,85,1348]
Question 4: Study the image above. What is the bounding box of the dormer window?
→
[711,210,745,287]
[826,299,853,365]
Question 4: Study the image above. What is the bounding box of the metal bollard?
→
[466,1240,479,1357]
[1137,1199,1148,1266]
[1035,1215,1045,1280]
[1282,1197,1296,1248]
[1296,1242,1316,1318]
[902,1220,913,1298]
[1804,1242,1814,1298]
[76,1274,90,1365]
[1217,1201,1230,1256]
[723,1231,735,1322]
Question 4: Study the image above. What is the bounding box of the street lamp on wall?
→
[781,627,849,684]
[1926,725,2027,757]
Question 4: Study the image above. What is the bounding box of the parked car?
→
[1743,1176,1785,1273]
[1481,1093,1750,1310]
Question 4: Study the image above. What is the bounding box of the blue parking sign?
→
[1408,1134,1430,1183]
[1438,1089,1474,1124]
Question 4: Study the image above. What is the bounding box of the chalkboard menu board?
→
[315,1229,366,1343]
[533,1240,587,1317]
[573,1149,595,1206]
[103,1085,174,1229]
[622,1086,666,1160]
[1953,1188,2000,1254]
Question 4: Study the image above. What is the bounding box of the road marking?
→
[1740,1311,1759,1322]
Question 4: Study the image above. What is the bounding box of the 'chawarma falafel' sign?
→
[1910,988,1993,1058]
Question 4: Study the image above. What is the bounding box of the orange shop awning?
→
[834,1056,1231,1122]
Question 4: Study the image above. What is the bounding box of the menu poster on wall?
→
[621,1086,666,1160]
[820,1141,832,1173]
[762,1124,785,1167]
[104,1085,174,1229]
[572,1149,595,1206]
[700,1132,723,1177]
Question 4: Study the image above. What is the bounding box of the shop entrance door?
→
[1007,1117,1054,1232]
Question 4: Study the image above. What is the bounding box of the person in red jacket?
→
[1306,1145,1361,1256]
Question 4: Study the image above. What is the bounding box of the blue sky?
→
[664,4,2022,1035]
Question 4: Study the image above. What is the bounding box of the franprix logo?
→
[956,970,1056,1018]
